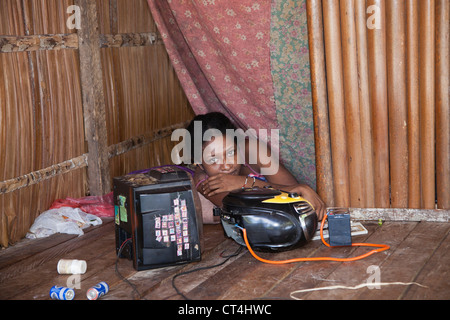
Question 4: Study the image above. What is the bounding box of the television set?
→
[113,167,202,271]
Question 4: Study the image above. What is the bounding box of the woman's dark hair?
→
[185,112,238,163]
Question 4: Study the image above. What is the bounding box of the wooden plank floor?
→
[0,218,449,300]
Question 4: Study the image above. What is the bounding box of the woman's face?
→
[200,134,242,177]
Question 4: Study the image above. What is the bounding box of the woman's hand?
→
[200,174,244,197]
[286,184,326,220]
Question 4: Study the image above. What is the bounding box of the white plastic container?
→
[57,259,87,275]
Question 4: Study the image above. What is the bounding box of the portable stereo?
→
[214,187,318,252]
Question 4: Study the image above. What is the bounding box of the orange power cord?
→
[237,213,390,264]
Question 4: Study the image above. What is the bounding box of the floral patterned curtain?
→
[147,0,316,189]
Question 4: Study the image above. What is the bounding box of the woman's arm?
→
[195,140,326,219]
[244,141,326,220]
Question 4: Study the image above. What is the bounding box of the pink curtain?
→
[147,0,316,188]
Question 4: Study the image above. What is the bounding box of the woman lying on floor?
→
[185,112,326,223]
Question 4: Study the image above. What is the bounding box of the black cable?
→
[115,238,146,300]
[172,245,244,300]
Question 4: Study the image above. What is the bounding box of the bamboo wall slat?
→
[306,0,335,207]
[419,0,436,209]
[0,0,194,247]
[340,0,365,208]
[367,0,390,208]
[354,0,375,208]
[322,0,350,208]
[386,0,408,208]
[307,0,449,210]
[435,0,449,210]
[406,0,420,209]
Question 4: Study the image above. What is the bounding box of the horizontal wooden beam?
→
[0,33,78,53]
[0,32,162,53]
[0,122,188,195]
[108,121,190,158]
[99,32,161,48]
[0,154,88,194]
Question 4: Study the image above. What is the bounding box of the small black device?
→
[327,209,352,247]
[113,167,202,271]
[216,187,318,252]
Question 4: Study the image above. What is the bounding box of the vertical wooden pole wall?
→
[435,0,450,209]
[75,0,111,196]
[307,0,449,210]
[340,0,364,208]
[367,0,390,208]
[419,0,435,209]
[306,0,335,207]
[406,0,421,208]
[354,0,375,208]
[322,0,350,207]
[386,0,408,208]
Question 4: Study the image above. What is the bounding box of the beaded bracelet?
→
[242,176,248,189]
[242,175,256,189]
